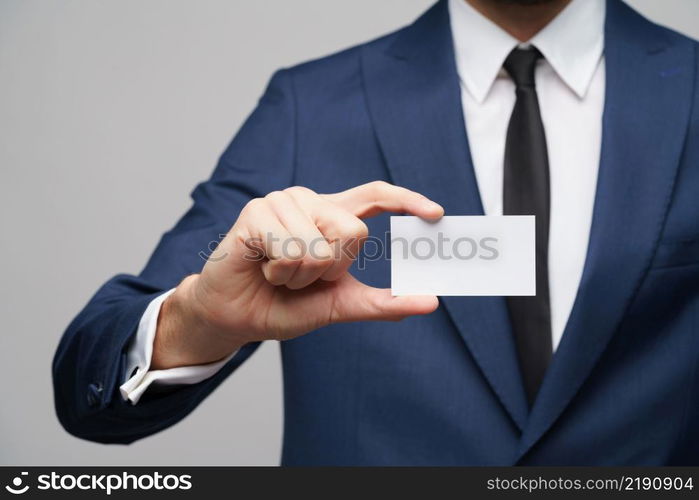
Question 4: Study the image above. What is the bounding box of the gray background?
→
[1,0,697,466]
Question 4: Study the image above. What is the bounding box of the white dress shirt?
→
[121,0,606,404]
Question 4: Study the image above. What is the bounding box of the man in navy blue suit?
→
[53,0,699,465]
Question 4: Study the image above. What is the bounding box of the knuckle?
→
[284,185,315,197]
[242,197,264,214]
[369,180,391,193]
[370,180,390,188]
[264,190,288,203]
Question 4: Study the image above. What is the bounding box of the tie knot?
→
[504,47,541,88]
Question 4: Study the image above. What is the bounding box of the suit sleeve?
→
[52,69,297,444]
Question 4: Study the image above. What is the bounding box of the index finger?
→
[321,181,444,219]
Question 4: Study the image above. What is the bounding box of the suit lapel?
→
[361,0,529,430]
[517,0,695,459]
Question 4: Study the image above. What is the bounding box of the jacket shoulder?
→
[615,0,698,52]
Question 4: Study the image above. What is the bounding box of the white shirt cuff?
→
[119,288,236,405]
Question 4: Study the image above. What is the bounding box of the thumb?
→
[330,275,439,323]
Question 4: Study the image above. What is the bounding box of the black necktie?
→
[503,47,553,406]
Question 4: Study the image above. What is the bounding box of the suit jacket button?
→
[87,382,103,407]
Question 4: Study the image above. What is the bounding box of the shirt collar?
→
[448,0,605,103]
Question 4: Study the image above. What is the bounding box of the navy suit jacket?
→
[53,0,699,465]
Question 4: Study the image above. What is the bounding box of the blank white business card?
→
[390,215,535,296]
